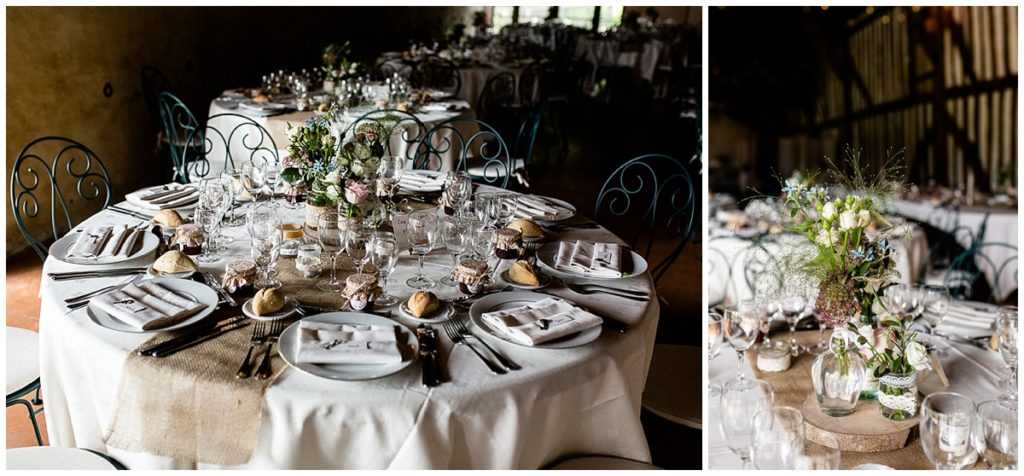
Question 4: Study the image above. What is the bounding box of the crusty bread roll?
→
[508,260,540,286]
[252,288,286,315]
[153,209,185,228]
[408,291,440,317]
[153,250,197,274]
[508,219,544,239]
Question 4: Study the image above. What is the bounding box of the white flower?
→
[324,167,344,185]
[857,209,871,227]
[821,202,837,220]
[839,210,858,230]
[325,184,340,198]
[906,342,930,371]
[815,228,832,247]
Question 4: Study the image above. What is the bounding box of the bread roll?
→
[508,219,544,239]
[252,288,286,315]
[508,260,540,286]
[153,209,185,228]
[408,291,440,317]
[153,250,197,274]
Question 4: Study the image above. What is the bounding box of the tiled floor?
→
[4,96,702,467]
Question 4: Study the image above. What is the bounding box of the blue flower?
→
[852,247,865,260]
[879,240,892,253]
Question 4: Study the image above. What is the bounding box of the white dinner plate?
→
[534,241,648,280]
[468,291,602,349]
[242,297,300,321]
[398,170,446,193]
[516,195,576,223]
[146,265,196,279]
[499,268,553,290]
[398,299,455,323]
[278,312,419,381]
[86,278,219,334]
[48,229,160,266]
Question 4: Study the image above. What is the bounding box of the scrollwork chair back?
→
[157,92,201,183]
[419,59,462,97]
[10,137,112,261]
[415,116,513,189]
[183,113,280,182]
[594,154,696,284]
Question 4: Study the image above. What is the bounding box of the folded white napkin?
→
[420,100,471,111]
[554,240,623,278]
[125,184,199,210]
[92,282,204,331]
[929,302,997,330]
[514,195,567,220]
[296,322,402,365]
[399,173,446,191]
[481,297,602,346]
[67,226,113,259]
[97,225,143,259]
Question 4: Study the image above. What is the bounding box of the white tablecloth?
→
[891,199,1018,301]
[707,328,1005,469]
[574,37,670,83]
[705,224,929,307]
[38,191,659,469]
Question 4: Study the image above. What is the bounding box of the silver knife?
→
[204,272,237,307]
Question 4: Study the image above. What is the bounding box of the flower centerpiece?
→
[282,110,385,229]
[852,315,930,420]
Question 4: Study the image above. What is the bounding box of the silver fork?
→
[255,320,285,380]
[236,322,267,379]
[451,317,520,371]
[441,319,506,375]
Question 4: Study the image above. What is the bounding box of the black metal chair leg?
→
[32,387,42,405]
[9,399,44,446]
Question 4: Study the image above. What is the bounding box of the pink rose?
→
[344,180,370,204]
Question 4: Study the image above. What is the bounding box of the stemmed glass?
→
[316,212,345,292]
[406,211,439,289]
[377,156,405,210]
[251,233,282,289]
[997,305,1018,402]
[474,192,498,226]
[760,301,779,347]
[921,285,952,331]
[708,311,725,397]
[811,308,830,355]
[370,231,399,307]
[446,171,474,214]
[193,204,223,263]
[345,230,372,274]
[241,162,266,203]
[246,203,281,287]
[751,406,805,470]
[724,307,760,383]
[197,178,229,252]
[920,392,978,470]
[494,192,518,228]
[719,378,774,469]
[221,168,245,226]
[973,400,1018,469]
[440,216,467,286]
[781,295,807,357]
[262,161,282,206]
[885,283,923,320]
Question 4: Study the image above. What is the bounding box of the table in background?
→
[38,190,660,469]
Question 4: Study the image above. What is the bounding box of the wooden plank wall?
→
[786,6,1017,191]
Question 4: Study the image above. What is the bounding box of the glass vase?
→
[861,363,880,401]
[811,328,866,417]
[878,371,918,421]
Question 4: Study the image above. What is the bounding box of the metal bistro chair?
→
[10,136,112,261]
[7,327,44,446]
[418,58,462,98]
[157,91,202,183]
[475,72,517,127]
[593,154,698,430]
[341,108,429,166]
[181,113,280,183]
[415,116,514,189]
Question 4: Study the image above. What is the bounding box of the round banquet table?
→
[37,189,659,469]
[708,327,1004,470]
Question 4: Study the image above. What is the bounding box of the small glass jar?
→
[296,243,322,278]
[878,371,918,421]
[757,341,792,373]
[278,223,304,257]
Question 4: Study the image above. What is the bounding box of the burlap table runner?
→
[104,307,290,465]
[277,252,359,310]
[750,330,985,470]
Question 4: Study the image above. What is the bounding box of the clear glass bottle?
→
[811,328,866,417]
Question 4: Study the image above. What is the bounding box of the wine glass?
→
[724,307,760,383]
[251,234,282,289]
[474,192,497,226]
[282,167,305,209]
[406,211,439,289]
[221,168,245,226]
[793,433,842,470]
[719,378,774,469]
[885,283,923,320]
[193,204,222,263]
[997,306,1018,402]
[781,294,807,356]
[920,392,978,470]
[810,308,829,355]
[197,178,228,251]
[751,406,805,469]
[370,231,399,306]
[377,156,405,209]
[241,161,266,203]
[973,400,1018,469]
[262,161,282,205]
[316,212,345,292]
[446,171,473,212]
[921,285,952,331]
[345,230,372,274]
[494,192,518,228]
[246,203,280,243]
[440,216,467,286]
[760,301,779,347]
[708,310,726,397]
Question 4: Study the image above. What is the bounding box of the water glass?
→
[316,212,345,292]
[494,192,518,227]
[296,243,322,278]
[997,306,1018,401]
[193,205,222,263]
[781,295,806,356]
[752,406,805,469]
[920,392,978,470]
[921,285,952,330]
[440,216,467,286]
[241,161,266,203]
[221,168,245,226]
[973,400,1018,469]
[246,203,280,242]
[406,211,439,289]
[708,311,725,360]
[724,307,760,382]
[262,161,282,204]
[720,378,774,468]
[370,231,399,306]
[344,230,372,274]
[251,234,282,289]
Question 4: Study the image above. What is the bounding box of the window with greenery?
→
[490,6,623,32]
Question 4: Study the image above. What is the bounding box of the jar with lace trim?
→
[878,371,918,421]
